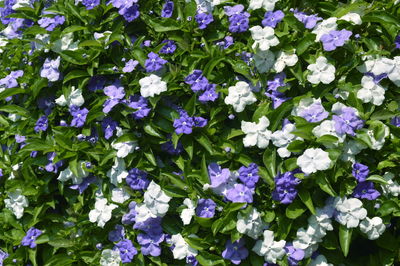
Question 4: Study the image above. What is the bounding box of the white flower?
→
[339,12,362,25]
[312,120,346,145]
[224,81,257,112]
[111,140,137,158]
[252,230,286,264]
[333,197,367,228]
[297,148,331,175]
[100,249,121,266]
[388,56,400,86]
[111,187,130,203]
[312,17,338,41]
[9,163,21,179]
[359,217,386,240]
[250,26,279,51]
[0,37,8,53]
[107,158,128,186]
[170,234,198,260]
[94,31,112,48]
[55,86,85,107]
[274,51,298,72]
[331,102,359,116]
[53,32,79,52]
[253,49,275,73]
[291,98,322,117]
[4,189,28,219]
[57,162,88,184]
[89,198,118,228]
[277,147,291,158]
[309,255,333,266]
[180,198,196,225]
[357,57,394,76]
[308,208,334,234]
[144,181,171,217]
[271,123,297,147]
[307,56,336,85]
[357,76,386,106]
[33,34,51,52]
[241,116,272,148]
[135,203,157,223]
[381,172,400,197]
[12,0,31,10]
[293,227,320,258]
[357,125,390,150]
[236,207,267,239]
[248,0,278,11]
[340,140,366,162]
[139,74,167,98]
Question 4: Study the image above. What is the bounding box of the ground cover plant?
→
[1,0,400,265]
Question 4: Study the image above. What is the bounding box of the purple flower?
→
[161,139,184,155]
[69,176,96,194]
[226,184,253,203]
[228,13,249,33]
[134,217,163,236]
[15,134,26,143]
[0,70,23,88]
[299,103,329,123]
[193,116,207,127]
[195,12,214,30]
[196,198,216,218]
[38,15,65,31]
[145,52,168,72]
[159,40,176,54]
[222,239,248,265]
[332,108,364,136]
[103,81,125,113]
[353,181,381,200]
[0,249,8,265]
[352,163,369,182]
[114,239,137,263]
[125,95,151,119]
[34,115,48,133]
[291,9,322,29]
[238,163,259,188]
[186,255,199,266]
[119,4,140,22]
[199,84,219,102]
[173,114,194,134]
[122,202,137,225]
[70,105,89,128]
[122,59,139,73]
[266,90,290,109]
[395,35,400,49]
[262,10,285,28]
[272,170,301,204]
[185,70,209,92]
[224,5,244,16]
[40,57,61,82]
[108,225,125,242]
[320,29,352,51]
[285,243,305,266]
[391,116,400,127]
[37,96,55,116]
[88,76,106,91]
[137,233,164,256]
[82,0,100,9]
[101,117,118,140]
[208,163,231,188]
[161,1,174,18]
[126,168,150,190]
[21,227,42,248]
[267,73,286,91]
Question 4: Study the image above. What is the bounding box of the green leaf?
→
[63,70,89,84]
[316,174,337,196]
[370,109,395,120]
[363,11,400,27]
[0,105,29,117]
[252,102,270,122]
[195,134,214,154]
[143,124,164,138]
[298,189,316,214]
[287,140,306,152]
[44,254,75,266]
[69,157,79,177]
[200,154,210,185]
[286,200,307,219]
[366,174,388,185]
[48,238,74,248]
[0,88,25,101]
[296,34,316,55]
[196,252,226,266]
[78,40,102,48]
[339,225,352,257]
[143,16,182,32]
[316,135,339,145]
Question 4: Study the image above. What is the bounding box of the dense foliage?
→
[1,0,400,265]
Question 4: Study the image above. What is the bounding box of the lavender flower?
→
[122,202,137,225]
[82,0,100,9]
[161,1,174,18]
[161,139,184,155]
[222,239,249,265]
[272,170,301,204]
[291,9,322,29]
[173,114,194,134]
[193,116,207,128]
[228,13,249,33]
[34,115,48,133]
[352,163,369,182]
[226,184,253,203]
[395,35,400,49]
[69,176,96,194]
[196,198,216,218]
[103,81,125,113]
[262,10,285,28]
[125,95,151,119]
[0,249,8,265]
[137,233,164,256]
[299,103,329,123]
[0,70,23,88]
[145,52,168,72]
[122,59,139,73]
[353,181,381,200]
[391,116,400,127]
[238,163,259,188]
[70,105,89,128]
[109,225,125,242]
[199,83,218,103]
[40,57,61,82]
[285,243,305,266]
[38,15,65,31]
[21,227,42,248]
[126,168,150,190]
[102,117,118,140]
[134,217,163,236]
[208,163,230,188]
[185,70,209,92]
[159,40,176,54]
[332,108,364,136]
[37,96,55,116]
[114,239,137,263]
[320,29,352,51]
[195,12,214,29]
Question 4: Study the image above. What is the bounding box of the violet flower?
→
[21,227,42,248]
[222,239,249,265]
[196,198,216,218]
[126,168,150,191]
[238,163,259,189]
[195,12,214,30]
[114,239,137,263]
[353,181,381,200]
[262,10,285,28]
[161,1,174,18]
[34,115,48,133]
[144,52,167,72]
[320,29,352,51]
[137,233,164,256]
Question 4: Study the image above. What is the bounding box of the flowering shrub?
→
[1,0,400,265]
